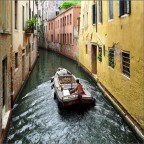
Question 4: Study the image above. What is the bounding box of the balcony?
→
[25,25,34,34]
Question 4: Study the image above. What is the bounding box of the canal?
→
[5,49,140,143]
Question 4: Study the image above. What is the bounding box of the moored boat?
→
[51,68,96,109]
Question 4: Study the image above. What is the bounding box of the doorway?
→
[91,45,97,74]
[2,57,7,108]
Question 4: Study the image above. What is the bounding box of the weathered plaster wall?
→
[79,0,144,132]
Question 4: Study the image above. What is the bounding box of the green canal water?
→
[5,49,141,144]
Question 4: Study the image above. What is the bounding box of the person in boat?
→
[70,79,84,94]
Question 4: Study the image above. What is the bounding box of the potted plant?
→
[25,15,38,33]
[98,53,102,62]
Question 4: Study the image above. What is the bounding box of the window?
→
[49,23,50,30]
[109,0,113,19]
[70,33,72,44]
[22,6,24,31]
[26,3,28,19]
[92,4,96,24]
[51,35,53,42]
[122,52,130,77]
[63,17,64,26]
[56,11,59,16]
[65,16,66,26]
[98,0,102,23]
[2,0,7,30]
[67,15,69,25]
[119,0,131,16]
[108,48,115,68]
[67,33,69,44]
[70,14,72,24]
[29,8,31,19]
[15,0,18,29]
[15,52,18,68]
[62,34,64,43]
[65,34,66,44]
[98,47,102,62]
[86,45,88,54]
[2,58,7,106]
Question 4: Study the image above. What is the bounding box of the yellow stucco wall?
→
[79,1,144,129]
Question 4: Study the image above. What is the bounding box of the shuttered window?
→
[118,0,131,16]
[108,49,115,68]
[122,52,130,77]
[98,0,102,23]
[2,0,7,30]
[92,4,96,24]
[98,47,102,62]
[109,0,113,19]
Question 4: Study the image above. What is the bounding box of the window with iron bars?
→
[122,51,130,78]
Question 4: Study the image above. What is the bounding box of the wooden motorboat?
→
[51,68,95,109]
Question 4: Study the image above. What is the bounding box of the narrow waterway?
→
[6,49,140,144]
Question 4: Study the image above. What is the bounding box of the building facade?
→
[11,0,38,102]
[38,0,62,49]
[0,0,12,143]
[0,0,38,143]
[47,5,81,60]
[79,0,144,139]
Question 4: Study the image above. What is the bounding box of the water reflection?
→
[6,49,140,144]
